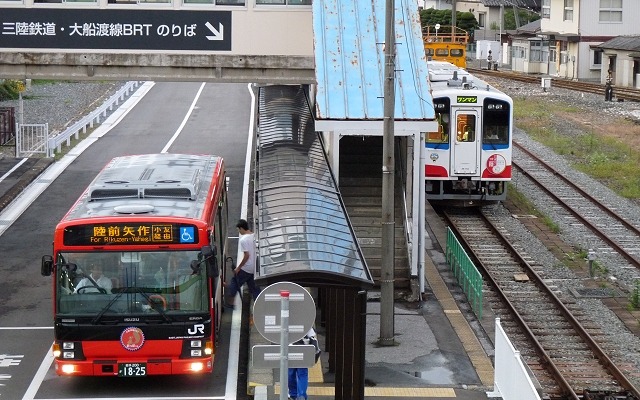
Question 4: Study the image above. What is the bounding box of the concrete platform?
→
[247,201,498,400]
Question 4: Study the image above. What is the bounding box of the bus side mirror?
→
[42,255,54,276]
[200,245,219,277]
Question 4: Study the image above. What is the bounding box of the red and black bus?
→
[41,153,228,376]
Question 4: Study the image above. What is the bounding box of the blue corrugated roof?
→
[313,0,435,131]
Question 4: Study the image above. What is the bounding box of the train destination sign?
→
[63,223,198,246]
[456,96,478,104]
[0,9,231,51]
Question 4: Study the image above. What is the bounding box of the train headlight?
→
[63,351,75,359]
[191,349,202,357]
[62,342,75,350]
[190,340,202,348]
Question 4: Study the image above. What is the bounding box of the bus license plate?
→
[118,363,147,377]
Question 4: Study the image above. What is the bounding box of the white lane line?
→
[224,82,257,400]
[160,82,206,154]
[22,347,53,400]
[0,158,28,183]
[0,81,156,237]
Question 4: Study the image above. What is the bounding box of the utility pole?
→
[451,0,456,30]
[379,0,396,346]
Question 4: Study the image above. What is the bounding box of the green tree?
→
[419,7,478,40]
[503,8,541,30]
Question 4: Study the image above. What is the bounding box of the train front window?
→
[55,251,209,316]
[436,48,449,57]
[483,99,510,144]
[427,98,451,144]
[450,49,464,57]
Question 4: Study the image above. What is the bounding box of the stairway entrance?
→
[338,136,410,291]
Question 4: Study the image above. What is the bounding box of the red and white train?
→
[425,61,513,205]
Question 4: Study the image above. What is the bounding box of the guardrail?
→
[445,226,483,318]
[47,81,142,157]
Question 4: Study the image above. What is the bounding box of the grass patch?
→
[514,97,640,200]
[507,183,561,233]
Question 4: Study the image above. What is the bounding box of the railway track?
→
[468,67,640,103]
[443,208,640,399]
[512,141,640,274]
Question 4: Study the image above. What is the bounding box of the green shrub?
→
[0,80,21,101]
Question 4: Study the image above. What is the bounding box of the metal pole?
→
[279,290,290,400]
[418,133,426,307]
[379,0,396,346]
[451,0,456,29]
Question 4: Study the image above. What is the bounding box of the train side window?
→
[435,48,449,57]
[427,112,450,143]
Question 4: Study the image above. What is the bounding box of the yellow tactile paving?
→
[274,384,456,397]
[308,360,323,383]
[425,256,494,386]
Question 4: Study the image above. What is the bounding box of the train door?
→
[451,109,480,176]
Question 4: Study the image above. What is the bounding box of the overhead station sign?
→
[0,9,231,51]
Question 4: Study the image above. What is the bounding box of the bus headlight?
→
[190,362,204,372]
[60,364,76,374]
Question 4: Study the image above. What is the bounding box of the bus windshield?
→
[56,250,209,317]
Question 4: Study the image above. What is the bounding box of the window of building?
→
[512,46,525,59]
[182,0,245,4]
[590,49,603,68]
[564,0,573,21]
[529,41,542,62]
[256,0,311,4]
[599,0,623,22]
[478,13,486,28]
[542,0,551,18]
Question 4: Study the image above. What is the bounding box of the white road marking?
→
[160,82,206,154]
[0,158,28,183]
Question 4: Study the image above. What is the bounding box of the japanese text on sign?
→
[63,223,198,246]
[91,224,174,244]
[2,22,198,38]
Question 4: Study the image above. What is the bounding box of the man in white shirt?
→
[75,263,112,293]
[224,219,261,309]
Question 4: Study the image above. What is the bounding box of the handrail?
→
[423,25,469,44]
[47,81,142,157]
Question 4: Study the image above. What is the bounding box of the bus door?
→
[451,108,480,176]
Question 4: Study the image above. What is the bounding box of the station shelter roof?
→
[312,0,436,134]
[254,85,374,290]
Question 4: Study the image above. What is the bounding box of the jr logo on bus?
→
[188,324,205,335]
